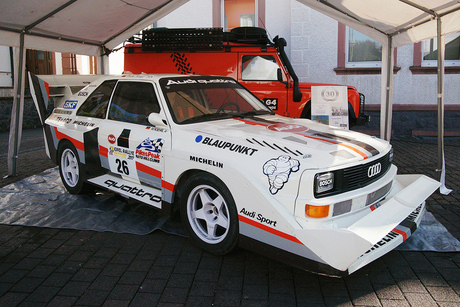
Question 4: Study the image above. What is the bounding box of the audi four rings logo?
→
[368,163,382,178]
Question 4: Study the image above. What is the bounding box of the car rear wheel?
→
[180,173,238,255]
[58,142,88,194]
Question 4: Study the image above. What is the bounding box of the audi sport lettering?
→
[29,73,440,277]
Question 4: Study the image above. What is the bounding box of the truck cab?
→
[124,27,369,127]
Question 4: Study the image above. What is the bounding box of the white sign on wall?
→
[311,86,348,130]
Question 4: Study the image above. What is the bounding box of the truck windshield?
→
[160,76,272,124]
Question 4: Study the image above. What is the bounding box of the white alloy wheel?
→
[61,148,80,188]
[180,173,238,255]
[187,184,230,244]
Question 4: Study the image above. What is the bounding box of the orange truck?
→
[124,27,369,126]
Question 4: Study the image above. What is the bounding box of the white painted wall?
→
[156,0,212,28]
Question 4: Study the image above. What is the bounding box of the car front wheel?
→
[180,173,238,255]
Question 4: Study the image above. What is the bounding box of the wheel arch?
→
[172,168,220,212]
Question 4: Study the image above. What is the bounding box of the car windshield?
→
[160,76,273,124]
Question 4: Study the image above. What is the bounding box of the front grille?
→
[315,151,392,198]
[342,152,391,190]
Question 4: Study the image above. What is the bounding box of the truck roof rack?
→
[142,28,223,51]
[141,27,271,52]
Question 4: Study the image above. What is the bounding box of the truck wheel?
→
[180,173,238,255]
[58,142,88,194]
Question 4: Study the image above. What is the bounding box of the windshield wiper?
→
[233,110,273,118]
[180,113,233,124]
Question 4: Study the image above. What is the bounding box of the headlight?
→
[315,172,334,194]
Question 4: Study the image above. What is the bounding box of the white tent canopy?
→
[0,0,189,176]
[296,0,460,194]
[0,0,188,57]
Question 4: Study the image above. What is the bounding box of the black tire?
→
[180,173,239,255]
[58,141,88,194]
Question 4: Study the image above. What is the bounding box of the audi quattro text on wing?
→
[30,73,440,276]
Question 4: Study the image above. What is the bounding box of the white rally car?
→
[29,73,439,276]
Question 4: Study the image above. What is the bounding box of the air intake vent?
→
[246,138,304,156]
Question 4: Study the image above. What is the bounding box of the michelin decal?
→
[263,155,300,194]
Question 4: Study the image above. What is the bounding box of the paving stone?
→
[118,271,146,285]
[89,275,119,291]
[166,273,194,288]
[242,283,268,300]
[159,286,189,304]
[24,286,60,303]
[396,278,428,293]
[107,284,138,301]
[0,292,28,306]
[138,278,167,293]
[404,292,438,307]
[374,283,405,300]
[46,295,78,307]
[427,286,460,303]
[41,272,73,287]
[130,292,160,306]
[380,299,410,307]
[213,289,242,306]
[75,289,110,306]
[349,290,380,306]
[57,280,90,297]
[10,277,43,293]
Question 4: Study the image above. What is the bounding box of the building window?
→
[421,32,460,67]
[346,27,382,68]
[335,23,398,75]
[213,0,264,30]
[410,32,460,74]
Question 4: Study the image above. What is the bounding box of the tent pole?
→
[7,32,26,176]
[436,16,451,195]
[436,17,444,171]
[380,36,393,141]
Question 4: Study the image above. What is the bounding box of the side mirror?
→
[277,68,283,82]
[148,113,167,128]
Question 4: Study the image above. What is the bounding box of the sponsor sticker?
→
[136,138,164,163]
[190,156,223,168]
[240,208,277,227]
[108,134,116,144]
[267,123,309,133]
[263,98,278,111]
[195,135,258,156]
[63,100,78,109]
[263,155,300,194]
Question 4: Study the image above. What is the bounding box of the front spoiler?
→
[240,174,440,277]
[294,174,440,275]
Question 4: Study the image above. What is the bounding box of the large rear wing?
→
[36,74,102,108]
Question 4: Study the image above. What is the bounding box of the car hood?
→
[187,115,390,170]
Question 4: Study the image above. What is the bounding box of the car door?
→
[98,80,170,190]
[238,54,289,116]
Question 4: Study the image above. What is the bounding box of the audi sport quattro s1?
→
[29,73,440,277]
